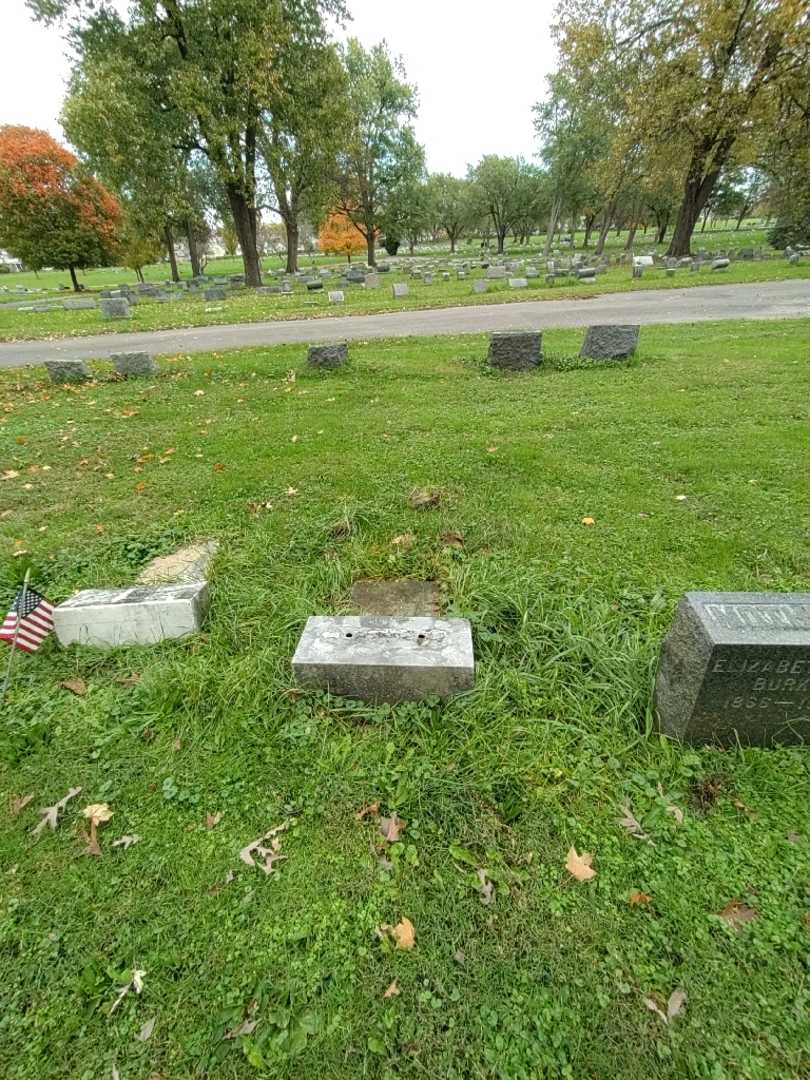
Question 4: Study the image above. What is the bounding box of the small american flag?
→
[0,585,54,653]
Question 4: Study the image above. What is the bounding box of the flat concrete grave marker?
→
[307,342,348,369]
[654,591,810,747]
[508,277,528,288]
[111,351,157,377]
[137,540,219,585]
[580,324,639,360]
[54,583,209,648]
[487,330,542,372]
[44,359,92,384]
[292,616,474,703]
[392,283,409,299]
[351,579,440,618]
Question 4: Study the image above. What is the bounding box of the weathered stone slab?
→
[580,324,639,360]
[486,266,507,279]
[328,290,345,304]
[204,286,227,301]
[473,280,489,294]
[100,298,131,320]
[54,583,209,648]
[111,351,157,377]
[365,273,380,288]
[655,592,810,747]
[292,615,474,702]
[487,331,542,372]
[307,342,348,369]
[392,283,409,298]
[305,279,324,291]
[44,359,92,384]
[508,277,528,288]
[137,540,219,585]
[63,298,97,311]
[712,258,730,271]
[351,579,440,617]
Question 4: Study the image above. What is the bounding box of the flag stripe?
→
[1,583,54,653]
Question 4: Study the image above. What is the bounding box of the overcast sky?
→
[1,0,558,176]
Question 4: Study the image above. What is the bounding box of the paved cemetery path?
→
[0,279,807,370]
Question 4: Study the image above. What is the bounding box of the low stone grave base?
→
[54,583,209,648]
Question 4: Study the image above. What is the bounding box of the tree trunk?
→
[496,229,506,254]
[408,238,415,255]
[583,213,596,248]
[164,224,180,282]
[187,223,201,278]
[624,223,638,251]
[366,231,376,267]
[69,265,80,292]
[227,185,262,286]
[284,219,299,273]
[449,232,457,254]
[656,219,668,245]
[594,202,615,256]
[666,137,734,258]
[544,195,563,257]
[735,204,750,231]
[136,266,145,283]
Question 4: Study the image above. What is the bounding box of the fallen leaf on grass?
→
[225,1018,257,1040]
[717,901,758,929]
[32,787,81,837]
[645,989,688,1025]
[581,516,596,526]
[379,814,406,844]
[10,794,34,817]
[666,804,684,825]
[110,968,145,1015]
[617,803,652,843]
[286,487,299,497]
[193,389,205,397]
[629,891,652,906]
[477,868,495,906]
[391,532,416,550]
[60,678,87,696]
[391,917,415,949]
[206,812,223,829]
[408,487,441,510]
[112,835,141,850]
[383,981,400,999]
[114,673,141,688]
[787,832,801,844]
[355,802,380,820]
[486,446,498,453]
[82,802,113,856]
[565,846,596,882]
[212,463,225,472]
[440,531,464,549]
[136,1017,156,1042]
[239,823,289,875]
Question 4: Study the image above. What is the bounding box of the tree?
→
[468,156,534,254]
[382,173,430,255]
[31,0,346,286]
[118,205,162,282]
[259,42,350,273]
[334,39,422,267]
[319,211,366,262]
[0,125,120,290]
[426,174,473,253]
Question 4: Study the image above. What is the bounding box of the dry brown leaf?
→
[391,532,416,550]
[440,531,464,549]
[581,516,596,526]
[114,672,141,687]
[225,1018,257,1040]
[10,794,34,817]
[383,981,400,999]
[617,804,652,843]
[60,678,87,696]
[477,868,495,906]
[629,891,652,906]
[666,804,685,825]
[213,462,225,472]
[110,969,145,1015]
[355,802,380,821]
[32,787,82,837]
[206,812,223,829]
[112,834,141,850]
[667,989,687,1021]
[409,487,441,510]
[787,831,801,844]
[240,822,289,875]
[379,814,406,844]
[84,803,113,826]
[486,446,498,453]
[717,900,758,929]
[392,917,415,950]
[565,846,596,882]
[136,1017,156,1042]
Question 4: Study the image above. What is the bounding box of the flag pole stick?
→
[0,568,31,705]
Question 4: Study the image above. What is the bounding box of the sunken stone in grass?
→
[487,331,542,372]
[579,324,640,360]
[307,343,348,370]
[44,359,92,384]
[111,351,157,377]
[654,591,810,747]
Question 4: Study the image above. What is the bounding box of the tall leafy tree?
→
[468,156,535,254]
[30,0,346,286]
[0,125,120,290]
[334,39,422,267]
[426,174,473,253]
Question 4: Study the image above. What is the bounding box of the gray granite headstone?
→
[392,283,409,298]
[712,258,730,271]
[44,359,92,384]
[100,297,130,320]
[580,325,639,360]
[63,298,97,311]
[204,286,227,301]
[111,351,157,377]
[487,331,542,372]
[473,280,489,294]
[307,342,348,369]
[328,290,345,304]
[655,592,810,747]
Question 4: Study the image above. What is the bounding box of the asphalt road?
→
[0,279,807,370]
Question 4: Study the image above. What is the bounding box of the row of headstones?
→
[44,352,156,383]
[305,325,639,371]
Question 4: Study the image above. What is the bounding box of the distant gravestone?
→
[292,616,474,703]
[204,286,227,301]
[486,266,507,279]
[365,272,380,288]
[712,258,730,271]
[576,267,596,279]
[100,297,131,320]
[63,298,97,311]
[632,265,644,279]
[508,277,528,289]
[307,342,348,369]
[305,279,324,291]
[423,273,433,285]
[111,351,157,378]
[655,592,810,747]
[580,325,639,360]
[487,331,542,372]
[473,280,489,294]
[328,290,345,304]
[392,283,409,298]
[788,253,800,265]
[44,359,92,384]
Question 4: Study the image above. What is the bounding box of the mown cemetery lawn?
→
[1,320,808,1078]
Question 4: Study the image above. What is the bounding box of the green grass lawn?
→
[1,255,807,344]
[1,320,809,1078]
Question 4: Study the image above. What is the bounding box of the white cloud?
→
[1,0,558,173]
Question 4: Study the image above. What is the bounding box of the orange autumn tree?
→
[319,210,367,263]
[0,126,121,291]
